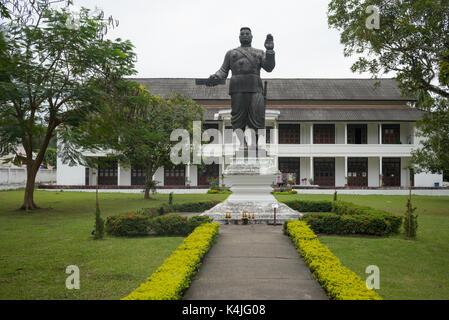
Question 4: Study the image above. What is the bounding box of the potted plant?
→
[225,212,231,224]
[242,212,248,225]
[249,212,256,224]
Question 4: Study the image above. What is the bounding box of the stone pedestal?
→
[201,157,302,223]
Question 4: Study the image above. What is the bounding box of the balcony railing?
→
[201,143,416,158]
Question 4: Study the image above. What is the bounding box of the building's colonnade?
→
[57,120,443,188]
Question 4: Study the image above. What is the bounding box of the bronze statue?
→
[207,27,275,131]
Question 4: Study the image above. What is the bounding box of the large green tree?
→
[328,0,449,174]
[68,79,204,199]
[0,0,136,209]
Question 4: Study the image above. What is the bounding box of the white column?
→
[274,121,279,169]
[344,123,347,144]
[379,156,383,186]
[379,123,382,144]
[186,164,191,186]
[344,156,348,182]
[310,156,314,182]
[310,124,313,144]
[117,164,121,186]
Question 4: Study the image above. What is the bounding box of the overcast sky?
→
[72,0,382,79]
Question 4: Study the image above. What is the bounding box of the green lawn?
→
[276,194,449,300]
[0,190,227,300]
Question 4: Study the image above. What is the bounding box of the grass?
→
[0,190,227,300]
[275,193,449,300]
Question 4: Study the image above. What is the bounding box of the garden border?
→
[122,223,219,300]
[285,220,382,300]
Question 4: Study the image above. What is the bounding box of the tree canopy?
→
[328,0,449,174]
[65,79,204,199]
[0,0,136,209]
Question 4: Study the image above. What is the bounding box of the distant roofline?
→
[128,77,416,102]
[127,77,398,81]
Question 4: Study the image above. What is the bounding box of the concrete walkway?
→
[183,224,328,300]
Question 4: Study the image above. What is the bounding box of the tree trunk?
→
[144,167,155,200]
[144,187,150,199]
[20,120,57,210]
[21,163,39,210]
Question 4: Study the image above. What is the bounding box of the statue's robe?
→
[213,46,275,130]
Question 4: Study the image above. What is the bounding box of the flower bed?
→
[285,221,382,300]
[122,223,219,300]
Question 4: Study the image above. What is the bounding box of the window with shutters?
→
[382,124,400,144]
[382,158,401,186]
[347,158,368,187]
[347,124,367,144]
[279,124,300,144]
[314,158,335,186]
[313,124,335,144]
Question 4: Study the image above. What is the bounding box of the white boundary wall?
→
[0,168,56,190]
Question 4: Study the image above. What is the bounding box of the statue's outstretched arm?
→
[210,50,231,80]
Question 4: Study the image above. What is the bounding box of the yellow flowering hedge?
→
[122,222,220,300]
[286,221,382,300]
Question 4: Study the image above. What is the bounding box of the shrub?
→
[105,212,213,237]
[271,190,298,195]
[186,215,213,232]
[331,201,402,235]
[206,177,220,190]
[148,215,212,236]
[207,189,232,194]
[285,221,382,300]
[148,215,189,236]
[105,213,150,237]
[302,212,397,236]
[122,223,220,300]
[170,200,221,213]
[283,200,333,212]
[136,207,159,218]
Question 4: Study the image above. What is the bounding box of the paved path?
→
[183,224,328,300]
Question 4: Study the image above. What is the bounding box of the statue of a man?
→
[208,27,275,133]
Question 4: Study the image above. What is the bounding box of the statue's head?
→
[239,27,252,46]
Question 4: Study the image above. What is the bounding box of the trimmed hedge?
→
[105,213,150,237]
[122,223,220,300]
[105,213,212,237]
[282,200,333,213]
[207,189,232,194]
[302,212,400,236]
[148,215,212,236]
[286,221,382,300]
[280,199,402,236]
[271,190,298,195]
[161,200,222,214]
[331,201,402,235]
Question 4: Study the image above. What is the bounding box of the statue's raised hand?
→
[264,34,274,50]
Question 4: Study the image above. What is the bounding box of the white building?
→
[56,78,443,189]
